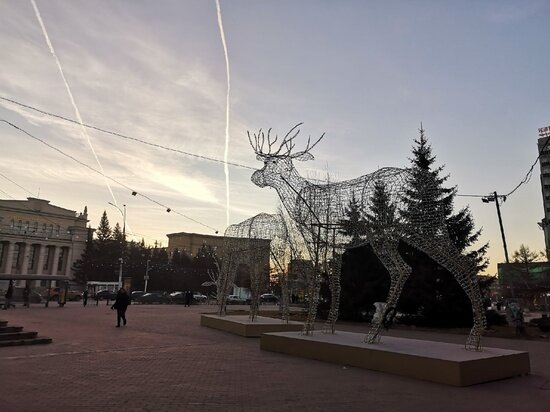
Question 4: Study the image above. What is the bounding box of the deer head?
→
[248,123,325,188]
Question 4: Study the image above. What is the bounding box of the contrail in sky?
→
[30,0,119,209]
[216,0,231,227]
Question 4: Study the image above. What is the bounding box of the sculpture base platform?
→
[200,314,303,337]
[260,331,530,386]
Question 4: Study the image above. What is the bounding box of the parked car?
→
[135,292,171,304]
[0,288,43,305]
[193,292,208,303]
[93,289,117,301]
[46,287,82,301]
[226,295,247,305]
[131,290,145,301]
[169,291,186,304]
[260,293,279,304]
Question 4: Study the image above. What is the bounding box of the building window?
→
[57,248,64,273]
[43,247,51,271]
[17,220,22,231]
[29,245,38,271]
[42,223,47,233]
[14,243,22,270]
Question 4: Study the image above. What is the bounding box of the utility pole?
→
[482,192,510,263]
[483,192,513,297]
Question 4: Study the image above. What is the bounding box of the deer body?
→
[249,125,486,350]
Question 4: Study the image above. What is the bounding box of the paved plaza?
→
[0,302,549,411]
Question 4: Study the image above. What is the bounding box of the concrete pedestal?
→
[260,331,530,386]
[200,314,303,337]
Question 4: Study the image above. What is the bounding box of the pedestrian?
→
[23,283,30,308]
[184,290,192,307]
[3,280,15,310]
[111,288,130,327]
[82,289,88,307]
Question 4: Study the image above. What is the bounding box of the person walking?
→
[3,280,15,310]
[82,289,88,307]
[23,283,30,308]
[184,290,192,307]
[111,288,130,327]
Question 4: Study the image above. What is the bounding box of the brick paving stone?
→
[0,302,549,411]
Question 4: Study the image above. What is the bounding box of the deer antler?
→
[248,122,324,158]
[301,132,325,155]
[248,128,265,154]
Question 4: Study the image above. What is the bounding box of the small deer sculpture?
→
[248,124,486,350]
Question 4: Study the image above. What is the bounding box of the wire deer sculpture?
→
[248,123,487,350]
[217,213,294,322]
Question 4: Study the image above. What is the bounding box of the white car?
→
[193,292,208,303]
[226,295,247,305]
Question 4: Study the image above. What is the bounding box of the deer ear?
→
[256,154,264,161]
[294,152,314,161]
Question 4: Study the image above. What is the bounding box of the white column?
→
[2,242,15,275]
[51,246,60,275]
[36,244,47,275]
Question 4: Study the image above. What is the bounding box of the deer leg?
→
[365,245,411,344]
[302,266,321,336]
[323,254,342,334]
[413,238,486,351]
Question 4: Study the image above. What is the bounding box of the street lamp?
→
[481,191,510,263]
[108,202,126,288]
[144,259,151,293]
[108,202,126,241]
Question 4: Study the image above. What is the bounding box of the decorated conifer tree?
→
[398,126,489,327]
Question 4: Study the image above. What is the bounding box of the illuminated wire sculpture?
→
[217,213,290,321]
[248,124,487,350]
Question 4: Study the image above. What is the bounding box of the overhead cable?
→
[0,119,219,234]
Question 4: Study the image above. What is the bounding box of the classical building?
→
[0,198,89,287]
[538,125,550,257]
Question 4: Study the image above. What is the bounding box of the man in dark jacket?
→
[3,280,14,310]
[111,288,130,327]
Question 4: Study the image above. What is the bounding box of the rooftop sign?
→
[539,126,550,137]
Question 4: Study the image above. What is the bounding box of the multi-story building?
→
[0,198,89,287]
[167,231,227,257]
[167,231,271,297]
[538,125,550,257]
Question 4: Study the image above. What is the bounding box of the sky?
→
[1,0,550,275]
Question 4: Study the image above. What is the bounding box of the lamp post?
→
[108,202,126,288]
[144,259,150,293]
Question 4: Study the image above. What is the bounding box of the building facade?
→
[538,126,550,258]
[167,231,226,257]
[0,198,89,286]
[167,231,271,298]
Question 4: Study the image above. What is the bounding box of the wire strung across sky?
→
[0,119,220,234]
[0,170,34,196]
[0,96,256,171]
[0,95,543,201]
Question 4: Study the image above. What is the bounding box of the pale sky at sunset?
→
[1,0,550,275]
